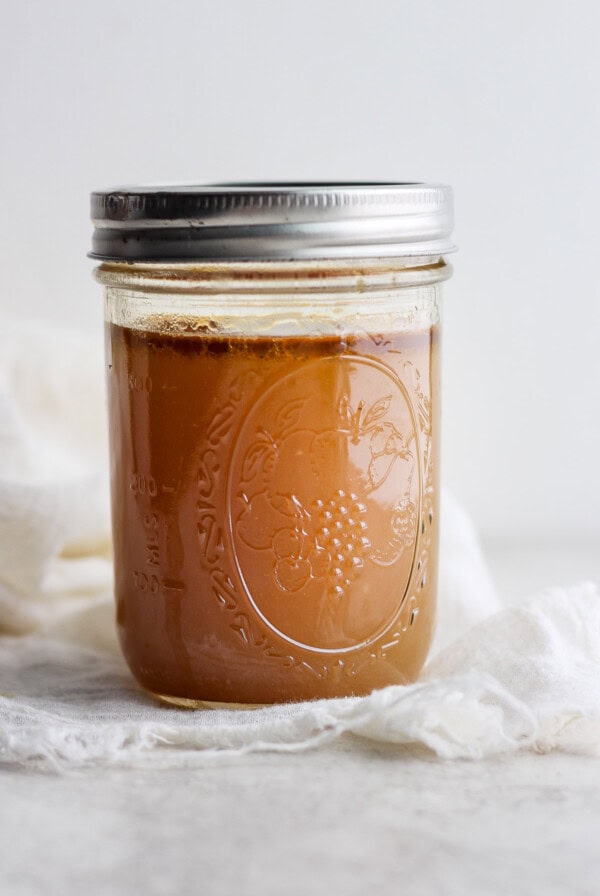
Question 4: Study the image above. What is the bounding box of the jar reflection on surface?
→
[101,260,444,705]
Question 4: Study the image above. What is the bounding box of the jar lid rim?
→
[90,182,455,262]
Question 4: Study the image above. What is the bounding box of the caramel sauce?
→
[107,322,440,704]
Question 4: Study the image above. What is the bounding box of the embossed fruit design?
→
[229,356,422,651]
[311,397,414,493]
[271,513,330,594]
[391,499,417,546]
[237,492,329,593]
[309,393,417,567]
[312,490,370,598]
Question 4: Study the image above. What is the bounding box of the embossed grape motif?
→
[228,356,422,651]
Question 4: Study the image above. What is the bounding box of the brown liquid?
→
[107,321,440,704]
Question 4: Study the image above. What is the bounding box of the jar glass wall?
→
[97,257,448,705]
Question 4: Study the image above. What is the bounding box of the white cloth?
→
[0,315,598,770]
[0,317,113,641]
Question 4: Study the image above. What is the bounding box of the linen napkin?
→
[1,314,598,770]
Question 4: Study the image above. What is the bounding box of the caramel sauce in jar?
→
[107,317,440,704]
[92,181,453,705]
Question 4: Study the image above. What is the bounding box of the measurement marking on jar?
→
[145,546,159,567]
[144,513,160,568]
[129,474,158,497]
[132,571,185,595]
[128,374,153,392]
[132,571,159,593]
[162,578,185,592]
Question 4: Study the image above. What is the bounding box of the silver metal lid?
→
[90,182,454,262]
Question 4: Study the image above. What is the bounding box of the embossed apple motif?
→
[236,491,330,593]
[269,509,330,594]
[235,491,286,551]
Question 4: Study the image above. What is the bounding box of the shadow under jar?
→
[91,183,454,706]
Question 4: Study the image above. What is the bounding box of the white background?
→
[1,0,598,544]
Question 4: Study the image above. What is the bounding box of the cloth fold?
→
[0,318,112,635]
[1,584,599,769]
[0,314,598,770]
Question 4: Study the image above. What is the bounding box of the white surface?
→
[2,749,600,896]
[1,544,600,896]
[1,0,599,541]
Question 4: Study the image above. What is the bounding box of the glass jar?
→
[91,183,454,706]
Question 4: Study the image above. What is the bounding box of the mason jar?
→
[90,183,454,706]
